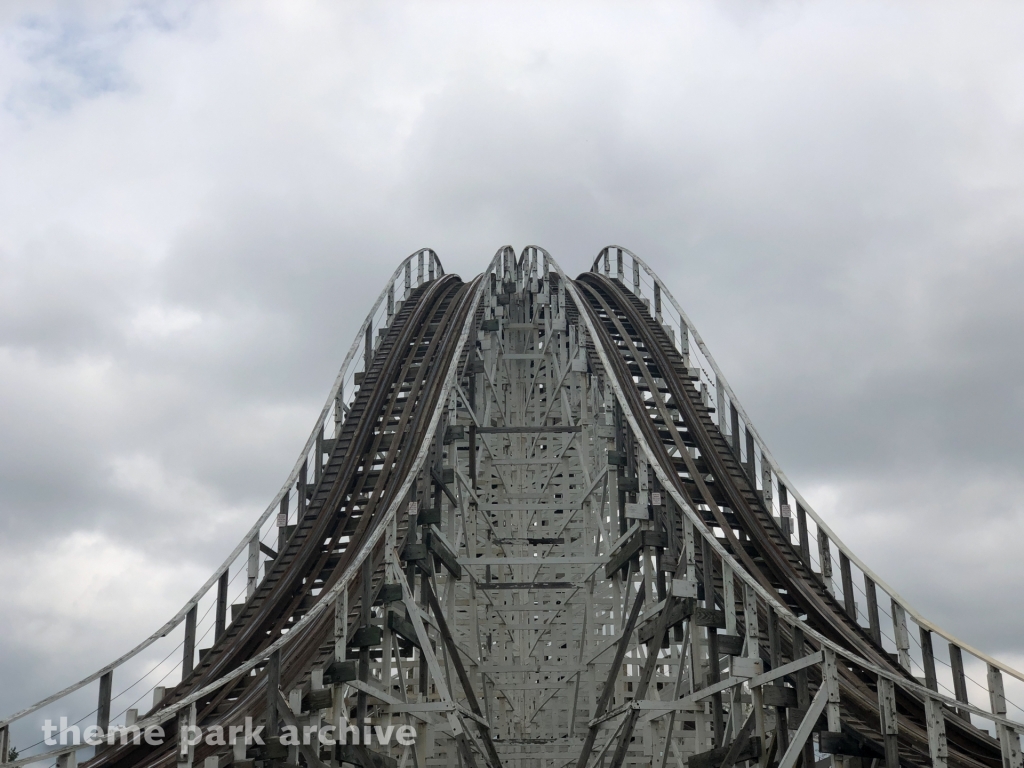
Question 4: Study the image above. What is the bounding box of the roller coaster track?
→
[2,247,1022,768]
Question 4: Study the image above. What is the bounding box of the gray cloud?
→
[2,0,1024,728]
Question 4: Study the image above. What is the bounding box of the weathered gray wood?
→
[840,552,857,621]
[182,605,197,679]
[215,570,228,641]
[924,696,948,768]
[247,534,259,600]
[797,503,811,567]
[948,643,971,722]
[767,606,789,754]
[819,531,834,593]
[877,676,899,768]
[920,628,938,691]
[891,600,911,672]
[266,649,280,739]
[791,626,816,768]
[864,574,882,646]
[95,670,112,753]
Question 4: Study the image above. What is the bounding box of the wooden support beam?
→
[864,574,882,646]
[988,665,1024,768]
[182,604,197,679]
[891,601,911,672]
[948,644,971,722]
[792,626,815,768]
[266,648,280,739]
[839,552,857,621]
[0,723,8,765]
[95,670,112,754]
[702,537,724,746]
[797,503,811,567]
[920,628,938,692]
[767,606,789,756]
[823,648,841,733]
[215,570,228,641]
[924,696,948,768]
[877,676,899,768]
[247,533,259,599]
[819,532,834,594]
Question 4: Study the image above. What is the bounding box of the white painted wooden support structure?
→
[2,246,1023,768]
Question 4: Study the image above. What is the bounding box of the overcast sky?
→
[2,0,1024,735]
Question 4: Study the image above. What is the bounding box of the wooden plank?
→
[924,696,949,768]
[877,676,899,768]
[864,574,882,646]
[948,643,972,722]
[920,628,938,691]
[839,552,857,621]
[182,605,197,678]
[95,670,112,754]
[215,571,228,641]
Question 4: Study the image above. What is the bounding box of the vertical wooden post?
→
[730,403,741,458]
[247,533,259,599]
[387,283,395,320]
[654,282,662,322]
[357,559,371,725]
[745,429,756,486]
[266,649,280,740]
[298,459,308,520]
[315,424,324,485]
[183,604,197,678]
[404,260,411,293]
[278,493,289,554]
[216,570,228,640]
[177,703,195,768]
[767,607,789,754]
[96,670,112,752]
[864,575,882,645]
[988,665,1024,768]
[948,644,971,722]
[877,676,899,768]
[702,537,724,745]
[632,259,641,295]
[823,648,842,733]
[418,251,424,284]
[819,532,834,594]
[840,552,857,621]
[0,723,8,765]
[616,248,623,282]
[364,324,372,374]
[920,628,938,691]
[924,697,948,768]
[57,752,77,768]
[792,626,815,768]
[797,503,811,567]
[891,601,911,672]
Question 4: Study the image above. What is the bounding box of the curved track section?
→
[2,246,1022,768]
